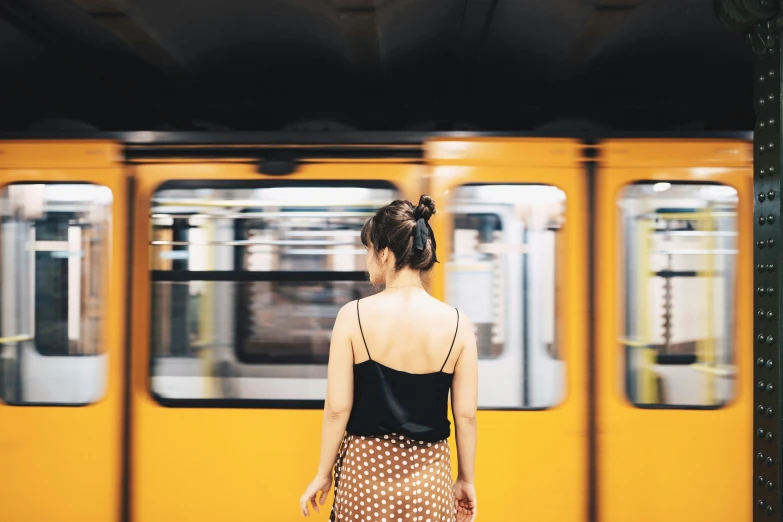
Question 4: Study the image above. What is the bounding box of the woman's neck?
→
[384,268,423,289]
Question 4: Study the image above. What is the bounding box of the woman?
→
[299,195,478,522]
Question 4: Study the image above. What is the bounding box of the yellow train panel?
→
[0,142,127,522]
[0,141,122,168]
[428,138,588,522]
[596,139,753,522]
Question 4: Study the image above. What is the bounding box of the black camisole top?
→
[345,299,459,443]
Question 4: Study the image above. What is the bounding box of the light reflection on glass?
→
[446,184,565,409]
[0,184,111,405]
[619,182,738,407]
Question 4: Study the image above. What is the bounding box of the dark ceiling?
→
[0,0,755,132]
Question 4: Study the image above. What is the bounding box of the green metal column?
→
[716,0,783,519]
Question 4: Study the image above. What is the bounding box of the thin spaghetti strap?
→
[356,299,371,360]
[440,308,460,372]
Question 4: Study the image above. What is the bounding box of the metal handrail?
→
[151,239,360,247]
[152,211,374,219]
[650,249,738,255]
[0,335,32,343]
[151,199,387,208]
[689,363,736,377]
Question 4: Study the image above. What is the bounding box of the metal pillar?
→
[716,0,783,518]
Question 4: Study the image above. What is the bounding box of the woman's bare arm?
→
[451,313,478,483]
[300,302,356,516]
[315,302,356,477]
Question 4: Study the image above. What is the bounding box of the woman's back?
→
[346,288,461,444]
[351,288,461,374]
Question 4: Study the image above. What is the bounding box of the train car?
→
[0,135,752,522]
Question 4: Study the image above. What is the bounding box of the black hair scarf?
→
[413,218,429,250]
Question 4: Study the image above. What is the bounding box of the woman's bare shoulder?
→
[334,299,360,325]
[359,290,470,325]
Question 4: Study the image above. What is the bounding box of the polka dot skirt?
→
[330,433,456,522]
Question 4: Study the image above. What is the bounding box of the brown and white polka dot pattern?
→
[330,433,456,522]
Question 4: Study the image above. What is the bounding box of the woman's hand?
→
[299,472,332,517]
[453,479,477,522]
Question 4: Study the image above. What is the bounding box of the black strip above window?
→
[127,146,423,162]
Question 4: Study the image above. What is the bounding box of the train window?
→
[149,181,398,404]
[619,182,738,408]
[446,184,565,409]
[0,183,111,405]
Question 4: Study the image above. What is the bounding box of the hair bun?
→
[414,194,436,222]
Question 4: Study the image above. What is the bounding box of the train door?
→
[128,147,424,522]
[426,138,589,522]
[595,140,753,522]
[0,141,127,522]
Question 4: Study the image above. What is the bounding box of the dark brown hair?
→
[360,195,438,271]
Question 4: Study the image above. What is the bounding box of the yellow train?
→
[0,135,753,522]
